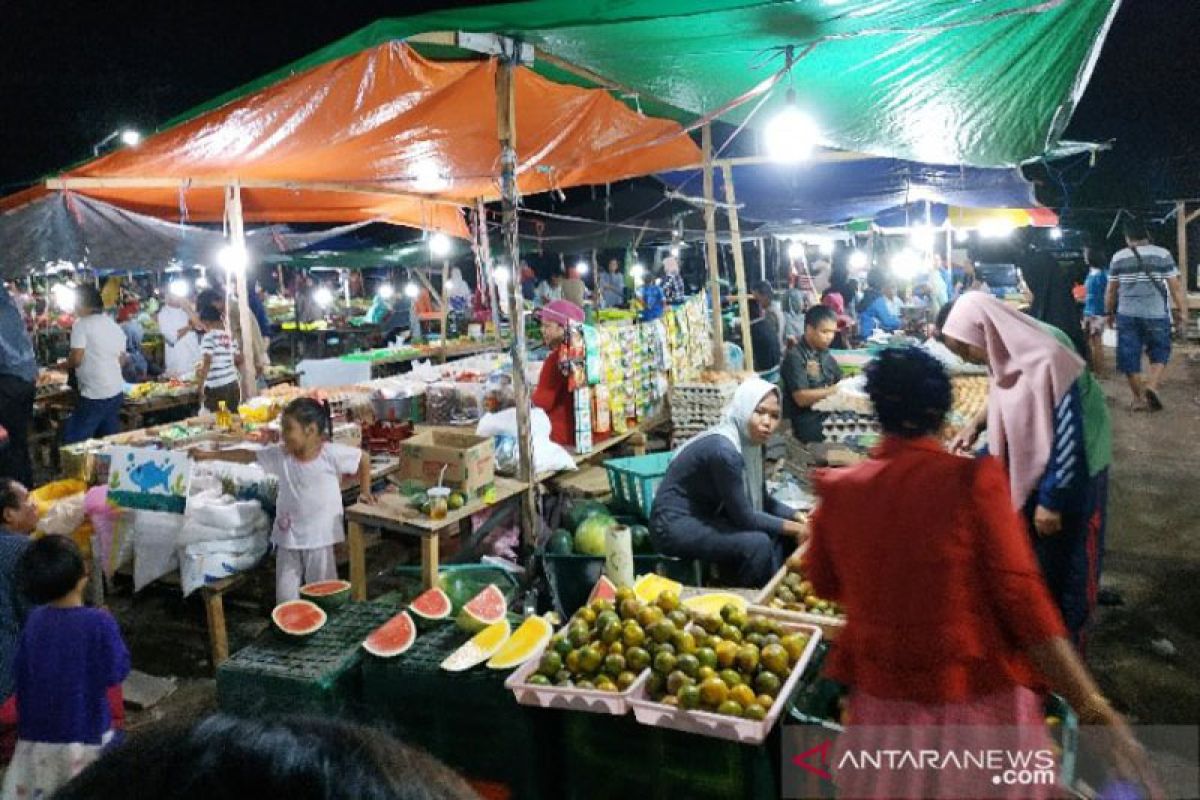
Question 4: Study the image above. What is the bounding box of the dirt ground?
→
[117,351,1200,740]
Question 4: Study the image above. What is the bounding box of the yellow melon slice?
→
[440,619,512,672]
[486,615,553,670]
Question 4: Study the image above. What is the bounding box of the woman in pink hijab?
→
[942,291,1113,647]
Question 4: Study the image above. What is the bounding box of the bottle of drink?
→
[216,400,232,431]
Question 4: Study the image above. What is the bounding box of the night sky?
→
[3,0,1197,221]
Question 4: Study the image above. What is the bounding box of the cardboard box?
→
[399,430,495,496]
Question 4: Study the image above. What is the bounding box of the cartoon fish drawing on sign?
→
[128,460,175,494]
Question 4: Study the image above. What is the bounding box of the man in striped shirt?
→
[1105,219,1189,411]
[195,304,242,413]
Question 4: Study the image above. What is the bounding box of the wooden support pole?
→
[701,125,726,369]
[721,163,754,371]
[1177,201,1190,290]
[439,258,450,344]
[224,182,259,398]
[476,198,503,339]
[497,49,539,550]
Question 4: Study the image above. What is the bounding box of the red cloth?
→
[532,349,575,448]
[804,436,1066,705]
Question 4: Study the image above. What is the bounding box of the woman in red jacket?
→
[801,347,1156,798]
[531,299,584,448]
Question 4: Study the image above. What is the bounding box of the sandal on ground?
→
[1144,388,1164,411]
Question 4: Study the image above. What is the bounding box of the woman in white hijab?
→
[650,377,807,586]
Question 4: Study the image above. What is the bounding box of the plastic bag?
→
[36,493,86,537]
[179,533,268,597]
[132,510,183,592]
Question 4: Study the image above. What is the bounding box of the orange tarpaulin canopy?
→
[3,43,701,236]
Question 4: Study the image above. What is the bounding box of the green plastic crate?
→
[560,712,780,800]
[216,601,400,717]
[360,623,558,799]
[604,451,673,520]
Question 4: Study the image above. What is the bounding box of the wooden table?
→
[344,476,529,599]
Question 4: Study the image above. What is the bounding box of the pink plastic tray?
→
[627,621,822,744]
[750,565,847,641]
[505,644,650,716]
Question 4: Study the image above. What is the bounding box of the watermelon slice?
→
[299,579,352,612]
[363,611,417,658]
[272,600,327,639]
[456,584,508,633]
[587,575,618,606]
[408,587,452,628]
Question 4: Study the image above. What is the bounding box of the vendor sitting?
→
[649,378,807,587]
[531,299,585,449]
[781,306,843,443]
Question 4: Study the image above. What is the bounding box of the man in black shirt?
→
[781,306,843,442]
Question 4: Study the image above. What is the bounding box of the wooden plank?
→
[202,587,229,668]
[701,125,726,369]
[721,162,755,371]
[421,535,440,590]
[226,182,260,398]
[347,520,368,602]
[346,476,529,534]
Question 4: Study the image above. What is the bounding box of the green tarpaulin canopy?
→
[164,0,1121,168]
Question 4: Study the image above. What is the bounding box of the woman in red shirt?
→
[802,347,1155,798]
[531,299,584,448]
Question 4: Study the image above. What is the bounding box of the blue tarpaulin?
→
[658,157,1039,227]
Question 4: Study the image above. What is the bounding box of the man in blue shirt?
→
[0,287,37,486]
[1081,247,1109,377]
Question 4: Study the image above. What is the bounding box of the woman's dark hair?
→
[76,285,103,313]
[199,304,223,323]
[19,534,85,604]
[804,305,837,329]
[935,299,956,337]
[865,346,951,438]
[282,397,333,439]
[55,714,480,800]
[0,479,23,520]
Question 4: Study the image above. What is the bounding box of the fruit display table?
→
[345,476,530,598]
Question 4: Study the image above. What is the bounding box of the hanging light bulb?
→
[492,266,511,286]
[168,279,190,298]
[764,88,819,163]
[403,281,420,299]
[217,243,249,274]
[909,226,936,252]
[413,158,447,192]
[377,283,395,300]
[575,259,589,276]
[195,275,210,289]
[848,250,869,271]
[428,233,452,258]
[51,283,77,313]
[629,263,646,284]
[1049,226,1063,240]
[954,228,970,244]
[313,287,334,308]
[890,249,922,279]
[787,241,804,260]
[816,238,835,256]
[669,244,681,257]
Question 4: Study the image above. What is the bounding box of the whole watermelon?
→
[566,500,611,533]
[574,514,615,556]
[629,524,654,554]
[546,529,574,555]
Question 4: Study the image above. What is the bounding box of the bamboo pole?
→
[475,198,503,339]
[720,163,754,371]
[439,258,450,346]
[497,49,539,550]
[701,125,726,369]
[224,182,258,398]
[1177,201,1189,290]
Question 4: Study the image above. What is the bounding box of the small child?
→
[194,397,374,602]
[2,535,130,799]
[195,304,242,414]
[1082,259,1110,376]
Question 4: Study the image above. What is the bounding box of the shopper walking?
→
[1106,219,1189,411]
